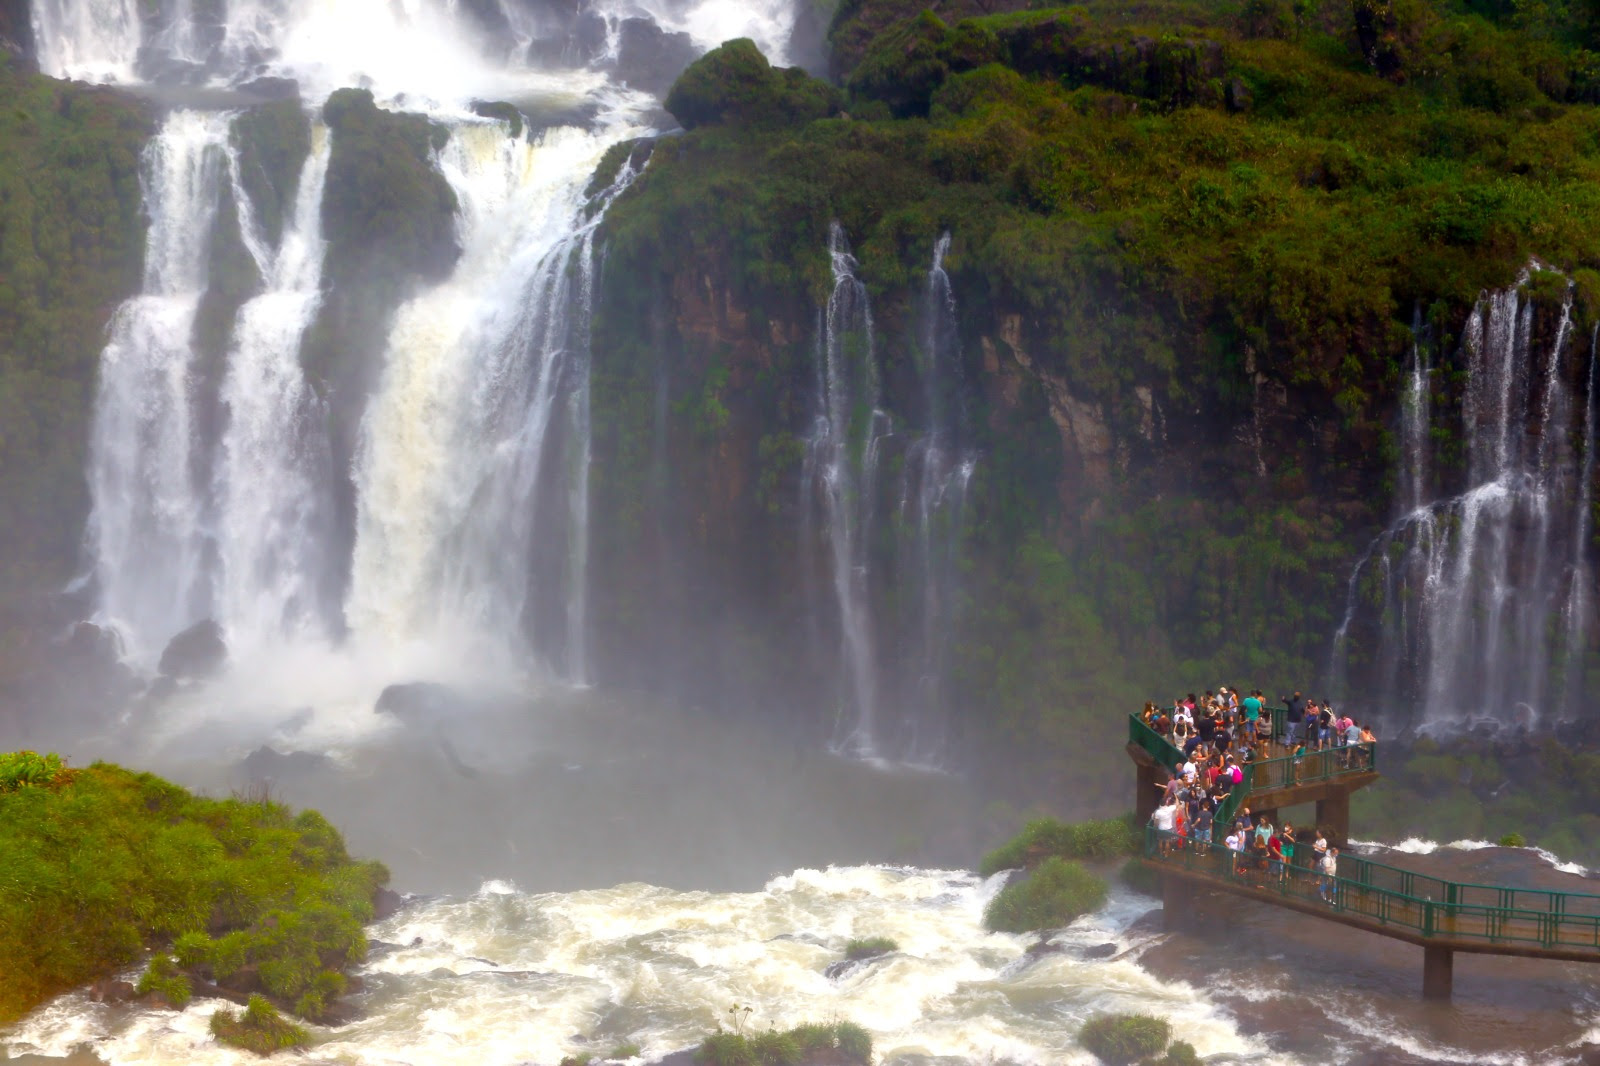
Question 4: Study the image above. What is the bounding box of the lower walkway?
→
[1142,828,1600,997]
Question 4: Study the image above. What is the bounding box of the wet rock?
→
[470,99,524,137]
[158,619,227,679]
[238,746,334,783]
[1081,942,1118,959]
[373,887,406,920]
[88,978,135,1003]
[234,75,300,100]
[613,18,697,99]
[375,681,457,725]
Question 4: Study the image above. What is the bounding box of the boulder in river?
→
[157,619,227,679]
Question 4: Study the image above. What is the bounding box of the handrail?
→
[1143,827,1600,949]
[1128,714,1184,771]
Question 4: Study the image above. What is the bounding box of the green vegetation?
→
[983,856,1109,932]
[0,757,387,1026]
[1351,736,1600,866]
[209,995,311,1055]
[665,39,843,131]
[694,1021,871,1066]
[0,57,149,675]
[843,935,899,959]
[1078,1013,1172,1065]
[134,954,192,1009]
[979,815,1140,875]
[0,750,74,792]
[595,0,1600,807]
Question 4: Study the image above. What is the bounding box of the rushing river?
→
[6,682,1600,1066]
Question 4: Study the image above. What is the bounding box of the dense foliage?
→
[982,855,1109,931]
[0,57,148,681]
[599,0,1600,804]
[0,759,388,1025]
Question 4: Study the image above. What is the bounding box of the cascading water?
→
[213,128,336,653]
[85,111,233,662]
[55,0,774,696]
[1330,267,1596,729]
[804,223,888,759]
[802,228,975,766]
[344,120,643,680]
[892,233,975,764]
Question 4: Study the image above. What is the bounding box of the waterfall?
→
[802,228,976,766]
[1331,268,1594,730]
[85,111,233,661]
[213,128,335,654]
[894,233,974,764]
[1564,330,1598,709]
[59,0,777,702]
[804,223,887,759]
[345,121,642,677]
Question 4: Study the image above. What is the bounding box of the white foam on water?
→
[1323,1006,1547,1066]
[4,870,1297,1066]
[1352,837,1592,876]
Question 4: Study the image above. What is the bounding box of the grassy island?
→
[0,752,389,1029]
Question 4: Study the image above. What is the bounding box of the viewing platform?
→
[1127,713,1378,845]
[1126,712,1600,998]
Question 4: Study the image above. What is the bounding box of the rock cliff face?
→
[589,2,1600,792]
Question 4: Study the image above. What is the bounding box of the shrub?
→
[606,1042,642,1060]
[665,40,843,130]
[1161,1040,1202,1066]
[749,1030,802,1065]
[697,1031,754,1066]
[0,751,72,793]
[0,762,386,1025]
[983,857,1109,933]
[834,1021,872,1063]
[980,815,1140,875]
[844,936,898,960]
[1078,1013,1171,1065]
[209,995,310,1055]
[134,955,191,1009]
[1498,832,1526,847]
[694,1023,871,1066]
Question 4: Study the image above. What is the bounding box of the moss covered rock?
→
[1078,1013,1171,1065]
[209,994,310,1055]
[0,757,388,1025]
[983,857,1109,932]
[665,39,843,130]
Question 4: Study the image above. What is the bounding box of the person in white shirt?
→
[1319,847,1339,902]
[1152,800,1177,851]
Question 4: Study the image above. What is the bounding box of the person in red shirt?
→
[1267,830,1285,882]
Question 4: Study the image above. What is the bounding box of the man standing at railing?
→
[1283,690,1306,748]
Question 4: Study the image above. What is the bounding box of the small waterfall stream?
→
[1330,268,1595,729]
[803,227,975,766]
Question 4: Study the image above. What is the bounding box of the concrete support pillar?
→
[1316,791,1351,847]
[1137,763,1160,825]
[1422,946,1453,1000]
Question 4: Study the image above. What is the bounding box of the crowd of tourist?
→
[1139,687,1377,903]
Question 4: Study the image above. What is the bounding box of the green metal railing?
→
[1144,827,1600,951]
[1128,714,1184,771]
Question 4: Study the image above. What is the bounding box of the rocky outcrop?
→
[158,619,227,679]
[665,39,843,130]
[614,18,698,99]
